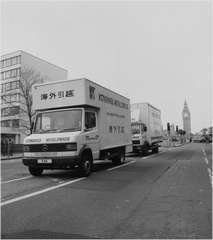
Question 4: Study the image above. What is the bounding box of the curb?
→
[1,155,23,161]
[160,143,185,148]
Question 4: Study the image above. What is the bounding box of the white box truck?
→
[131,103,163,155]
[23,78,132,176]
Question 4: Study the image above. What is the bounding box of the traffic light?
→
[167,122,170,132]
[176,125,178,132]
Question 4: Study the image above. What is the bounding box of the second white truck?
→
[23,78,132,176]
[131,102,163,155]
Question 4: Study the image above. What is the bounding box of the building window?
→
[3,80,20,92]
[1,68,21,80]
[1,93,20,104]
[10,94,17,103]
[0,55,21,69]
[0,84,3,93]
[6,59,12,67]
[1,120,12,127]
[12,119,19,128]
[12,57,18,65]
[1,96,6,104]
[5,71,11,79]
[1,106,20,117]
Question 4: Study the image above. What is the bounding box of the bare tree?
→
[19,68,44,133]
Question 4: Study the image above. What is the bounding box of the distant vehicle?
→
[131,103,163,155]
[207,127,212,142]
[192,135,205,143]
[23,78,132,176]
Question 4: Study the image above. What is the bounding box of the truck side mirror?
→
[83,127,89,132]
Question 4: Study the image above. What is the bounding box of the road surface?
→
[1,143,212,239]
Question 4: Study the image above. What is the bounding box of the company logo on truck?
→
[40,90,75,101]
[42,144,48,152]
[99,94,128,109]
[89,86,96,100]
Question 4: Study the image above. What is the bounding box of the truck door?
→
[84,110,100,159]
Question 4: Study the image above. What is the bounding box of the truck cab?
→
[131,122,148,154]
[23,107,99,176]
[131,102,162,155]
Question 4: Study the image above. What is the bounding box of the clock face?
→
[184,113,188,118]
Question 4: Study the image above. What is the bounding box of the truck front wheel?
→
[79,153,93,177]
[29,167,43,176]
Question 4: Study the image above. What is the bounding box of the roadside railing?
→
[1,144,23,157]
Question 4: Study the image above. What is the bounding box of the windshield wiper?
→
[34,128,81,133]
[34,129,58,133]
[57,128,81,132]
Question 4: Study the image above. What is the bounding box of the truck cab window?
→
[85,112,96,130]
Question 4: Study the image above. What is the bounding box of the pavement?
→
[1,143,212,239]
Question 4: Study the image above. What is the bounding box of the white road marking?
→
[202,147,212,186]
[1,177,85,207]
[1,176,32,184]
[201,147,209,165]
[201,147,207,157]
[208,168,212,177]
[204,157,209,165]
[208,168,212,187]
[142,156,150,159]
[107,161,136,171]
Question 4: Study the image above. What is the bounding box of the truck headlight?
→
[65,143,77,151]
[24,145,30,152]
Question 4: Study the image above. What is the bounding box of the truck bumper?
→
[22,156,80,169]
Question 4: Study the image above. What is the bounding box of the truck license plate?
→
[37,159,52,164]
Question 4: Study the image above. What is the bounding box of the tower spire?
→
[182,99,191,139]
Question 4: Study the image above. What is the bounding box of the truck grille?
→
[132,140,140,145]
[24,143,77,152]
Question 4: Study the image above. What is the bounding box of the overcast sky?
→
[1,1,212,132]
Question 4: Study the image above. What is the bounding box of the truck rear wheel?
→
[29,167,43,176]
[152,146,159,153]
[79,153,93,177]
[141,143,149,156]
[112,151,125,165]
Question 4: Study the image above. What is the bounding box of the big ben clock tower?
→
[182,100,191,139]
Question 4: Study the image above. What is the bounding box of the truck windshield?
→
[131,125,141,134]
[34,109,82,133]
[131,123,147,134]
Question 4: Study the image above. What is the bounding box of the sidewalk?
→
[1,153,23,161]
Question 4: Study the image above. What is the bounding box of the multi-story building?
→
[1,50,68,144]
[182,100,191,139]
